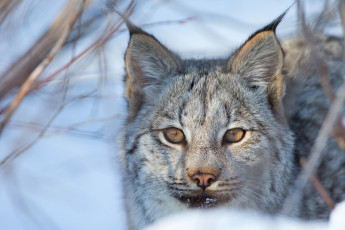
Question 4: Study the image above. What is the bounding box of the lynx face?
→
[121,14,295,227]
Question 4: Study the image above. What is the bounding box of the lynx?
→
[119,12,345,229]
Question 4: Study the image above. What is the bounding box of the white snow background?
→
[0,0,344,229]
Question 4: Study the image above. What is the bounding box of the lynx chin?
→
[119,12,345,229]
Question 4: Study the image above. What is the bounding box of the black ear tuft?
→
[261,11,287,32]
[228,10,290,116]
[246,10,288,42]
[122,15,182,121]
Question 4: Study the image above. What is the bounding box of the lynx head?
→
[121,13,294,223]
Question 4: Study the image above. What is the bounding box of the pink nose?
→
[190,173,217,189]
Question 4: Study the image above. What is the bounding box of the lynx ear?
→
[228,13,285,115]
[124,20,182,120]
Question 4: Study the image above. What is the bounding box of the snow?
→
[330,201,345,230]
[146,209,327,230]
[147,201,345,230]
[0,0,344,230]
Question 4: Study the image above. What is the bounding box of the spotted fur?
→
[119,14,345,229]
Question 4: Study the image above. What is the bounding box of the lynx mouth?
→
[175,193,233,208]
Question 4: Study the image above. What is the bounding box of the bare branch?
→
[0,0,21,24]
[300,157,335,210]
[0,0,91,134]
[0,87,97,166]
[32,0,136,92]
[282,69,345,214]
[9,113,125,138]
[0,0,91,100]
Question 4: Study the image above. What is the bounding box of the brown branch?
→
[333,118,345,151]
[30,8,194,94]
[44,114,125,137]
[0,0,91,134]
[115,16,195,34]
[0,85,99,166]
[282,63,345,214]
[0,91,93,166]
[8,113,125,137]
[31,0,136,92]
[0,28,70,133]
[297,0,345,154]
[300,157,335,210]
[0,0,90,100]
[1,108,60,166]
[303,14,345,153]
[335,0,345,153]
[298,5,334,102]
[340,0,345,32]
[0,0,21,24]
[282,1,345,214]
[0,83,104,165]
[300,79,345,194]
[0,15,193,117]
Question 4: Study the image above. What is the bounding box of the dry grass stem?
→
[303,2,345,153]
[9,113,125,138]
[282,0,345,215]
[0,0,90,100]
[0,0,21,24]
[300,157,335,210]
[0,0,91,134]
[0,87,98,166]
[335,0,345,152]
[282,61,345,214]
[33,0,135,92]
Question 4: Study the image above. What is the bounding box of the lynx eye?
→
[163,127,185,144]
[223,128,246,144]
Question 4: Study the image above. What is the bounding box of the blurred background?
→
[0,0,342,229]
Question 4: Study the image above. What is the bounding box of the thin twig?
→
[32,0,135,92]
[0,0,91,134]
[281,1,345,214]
[0,15,193,117]
[45,114,125,137]
[0,0,21,24]
[1,103,63,166]
[282,68,345,214]
[300,157,335,210]
[113,16,195,34]
[0,28,70,133]
[0,87,96,166]
[299,4,334,102]
[32,15,194,93]
[8,114,125,137]
[302,1,345,153]
[0,0,89,100]
[1,166,61,229]
[335,0,345,152]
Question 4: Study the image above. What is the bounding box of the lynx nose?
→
[190,172,217,189]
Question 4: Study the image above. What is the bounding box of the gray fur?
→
[119,17,345,229]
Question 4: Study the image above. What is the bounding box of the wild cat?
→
[119,12,345,229]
